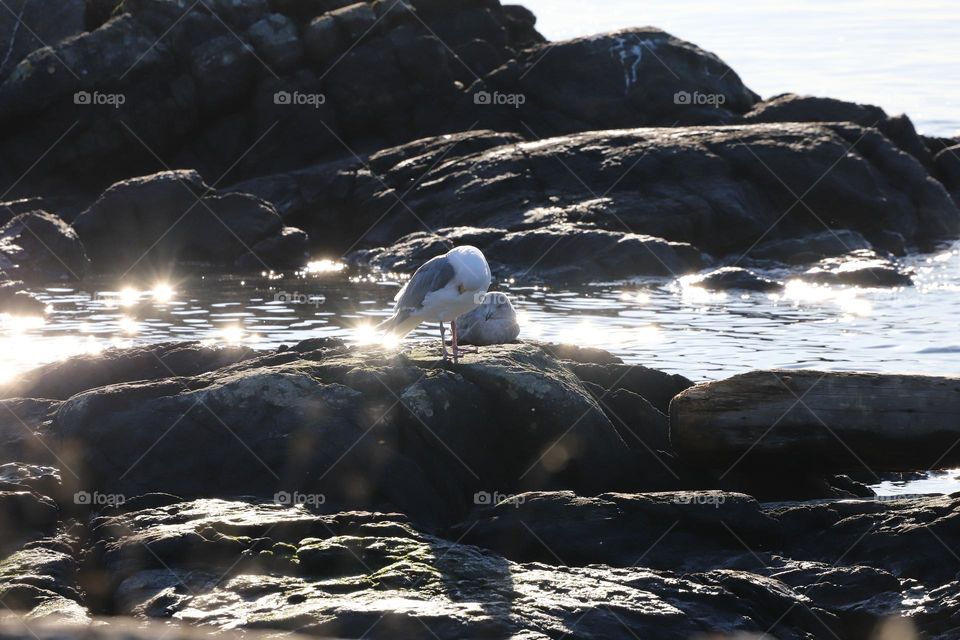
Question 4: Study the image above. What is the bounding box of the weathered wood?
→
[669,370,960,473]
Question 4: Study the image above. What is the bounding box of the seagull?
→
[456,291,520,346]
[377,245,492,362]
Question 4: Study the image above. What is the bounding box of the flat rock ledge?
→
[1,341,958,639]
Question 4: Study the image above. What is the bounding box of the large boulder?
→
[453,27,759,134]
[0,212,88,282]
[671,369,960,473]
[744,93,934,168]
[0,342,255,401]
[329,124,958,279]
[71,171,302,273]
[49,343,640,526]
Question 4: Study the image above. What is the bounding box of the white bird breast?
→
[421,283,484,322]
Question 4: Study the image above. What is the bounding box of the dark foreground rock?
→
[0,492,946,639]
[48,343,650,527]
[0,342,957,638]
[671,369,960,473]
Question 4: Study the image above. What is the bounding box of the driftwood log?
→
[669,370,960,473]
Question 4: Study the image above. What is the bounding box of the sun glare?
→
[304,259,346,274]
[151,283,175,303]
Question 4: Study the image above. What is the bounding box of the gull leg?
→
[439,322,451,361]
[452,320,460,364]
[451,319,478,357]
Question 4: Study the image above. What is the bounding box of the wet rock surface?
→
[72,171,303,273]
[0,341,954,638]
[0,0,953,284]
[330,123,956,280]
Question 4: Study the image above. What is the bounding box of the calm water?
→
[4,245,958,384]
[523,0,960,137]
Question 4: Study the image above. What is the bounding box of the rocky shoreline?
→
[1,0,960,638]
[2,340,960,638]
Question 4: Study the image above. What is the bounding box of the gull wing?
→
[393,254,456,314]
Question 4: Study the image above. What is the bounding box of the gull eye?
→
[457,283,465,294]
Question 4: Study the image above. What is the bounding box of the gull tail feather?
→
[376,312,422,339]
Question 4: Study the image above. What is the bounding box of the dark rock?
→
[0,492,58,546]
[743,93,934,168]
[803,250,914,288]
[564,362,693,414]
[0,464,61,497]
[0,542,89,623]
[455,27,759,134]
[483,223,706,280]
[189,35,257,114]
[342,125,959,277]
[303,13,342,66]
[0,0,86,82]
[0,197,89,224]
[0,281,46,315]
[0,7,755,197]
[0,212,89,282]
[72,171,287,273]
[246,13,303,72]
[0,399,60,466]
[0,342,255,400]
[749,229,875,264]
[539,342,623,365]
[870,230,908,256]
[934,144,960,196]
[683,267,782,292]
[0,618,322,639]
[671,369,960,473]
[78,497,841,639]
[594,387,670,452]
[236,225,310,270]
[355,227,507,274]
[51,344,636,526]
[456,490,778,568]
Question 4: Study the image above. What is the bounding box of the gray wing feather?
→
[394,255,456,313]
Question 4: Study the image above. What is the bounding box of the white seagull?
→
[456,291,520,346]
[377,245,492,361]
